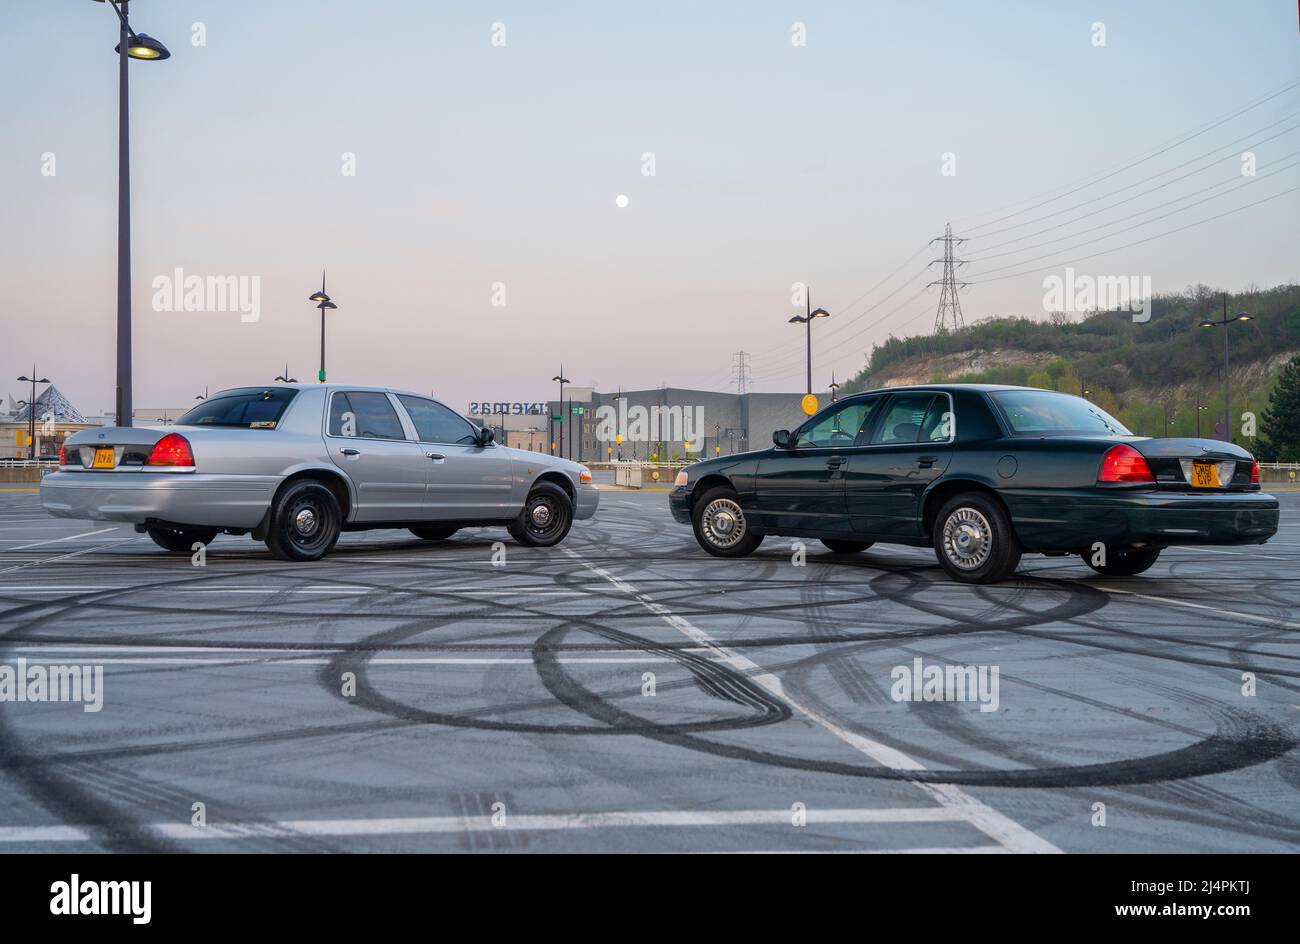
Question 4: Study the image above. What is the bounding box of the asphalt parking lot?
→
[1,481,1297,853]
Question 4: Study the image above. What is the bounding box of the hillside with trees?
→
[842,283,1300,452]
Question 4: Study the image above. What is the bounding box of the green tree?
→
[1026,369,1052,390]
[1259,354,1300,461]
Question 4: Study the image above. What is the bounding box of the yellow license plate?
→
[92,448,115,469]
[1191,461,1218,488]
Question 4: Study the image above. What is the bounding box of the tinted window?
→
[177,388,297,429]
[871,393,947,445]
[328,392,406,440]
[990,390,1131,435]
[795,399,876,448]
[398,396,477,445]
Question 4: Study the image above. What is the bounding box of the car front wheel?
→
[508,481,574,547]
[147,525,219,553]
[933,492,1021,584]
[691,486,763,558]
[265,480,342,562]
[1084,545,1161,576]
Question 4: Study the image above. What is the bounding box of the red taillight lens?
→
[59,444,66,465]
[146,433,194,467]
[1098,443,1153,483]
[1251,458,1259,484]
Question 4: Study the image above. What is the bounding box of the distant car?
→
[669,384,1279,583]
[41,385,598,561]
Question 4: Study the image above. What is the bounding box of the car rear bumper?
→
[39,471,276,530]
[575,483,600,520]
[1003,488,1280,550]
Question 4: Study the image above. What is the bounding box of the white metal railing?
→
[0,459,58,469]
[1259,462,1300,470]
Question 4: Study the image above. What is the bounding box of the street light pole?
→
[1197,294,1253,443]
[308,270,337,382]
[788,292,830,397]
[17,367,51,459]
[551,368,569,458]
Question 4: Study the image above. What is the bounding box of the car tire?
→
[507,481,573,547]
[147,525,219,553]
[1084,545,1161,577]
[410,526,459,541]
[264,480,343,562]
[691,486,763,558]
[820,539,873,554]
[933,492,1021,584]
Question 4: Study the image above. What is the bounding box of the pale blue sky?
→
[2,1,1298,413]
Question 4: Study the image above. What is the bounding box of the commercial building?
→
[467,387,834,461]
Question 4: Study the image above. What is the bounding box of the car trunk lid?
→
[1131,437,1254,490]
[61,427,177,470]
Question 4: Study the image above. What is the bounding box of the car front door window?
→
[396,396,478,445]
[794,401,876,449]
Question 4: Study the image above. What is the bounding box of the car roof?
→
[213,383,438,399]
[842,382,1054,398]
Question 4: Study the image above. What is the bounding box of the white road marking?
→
[1099,585,1300,630]
[0,655,678,666]
[6,527,118,551]
[0,806,973,844]
[560,547,1061,854]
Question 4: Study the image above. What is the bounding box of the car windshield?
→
[990,390,1131,436]
[176,388,297,428]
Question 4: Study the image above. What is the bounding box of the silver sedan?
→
[40,384,598,561]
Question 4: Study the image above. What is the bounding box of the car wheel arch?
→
[689,474,735,512]
[922,478,1011,539]
[533,470,574,501]
[274,468,352,522]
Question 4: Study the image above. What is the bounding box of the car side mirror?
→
[477,426,496,447]
[772,429,791,449]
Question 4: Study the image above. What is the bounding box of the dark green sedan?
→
[668,384,1279,583]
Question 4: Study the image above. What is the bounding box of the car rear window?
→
[990,390,1131,435]
[176,388,297,428]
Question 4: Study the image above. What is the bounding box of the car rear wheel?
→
[692,486,763,558]
[508,481,573,547]
[147,525,219,553]
[820,539,873,554]
[265,480,342,562]
[1085,545,1162,577]
[933,492,1021,584]
[410,526,459,541]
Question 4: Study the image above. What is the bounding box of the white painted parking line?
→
[0,806,971,844]
[0,655,678,666]
[6,527,118,552]
[561,547,1062,854]
[1099,585,1300,630]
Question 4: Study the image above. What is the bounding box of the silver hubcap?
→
[702,498,746,548]
[294,508,318,535]
[530,504,553,527]
[942,507,992,570]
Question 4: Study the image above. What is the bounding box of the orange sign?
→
[801,393,819,416]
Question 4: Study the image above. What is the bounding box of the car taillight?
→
[1098,443,1153,483]
[1251,458,1259,484]
[146,433,194,467]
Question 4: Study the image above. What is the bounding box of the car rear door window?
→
[871,393,945,445]
[329,392,407,440]
[396,396,479,445]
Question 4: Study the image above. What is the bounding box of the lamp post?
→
[1195,399,1208,439]
[17,368,51,459]
[829,372,841,402]
[92,1,170,428]
[788,293,830,395]
[551,367,569,458]
[275,365,298,383]
[195,386,208,401]
[308,271,338,382]
[1197,294,1253,443]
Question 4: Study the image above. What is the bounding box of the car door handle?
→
[339,447,361,457]
[826,456,845,469]
[426,452,445,463]
[916,455,937,468]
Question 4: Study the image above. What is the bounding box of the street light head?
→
[309,291,330,303]
[1234,312,1252,322]
[810,308,830,319]
[116,33,171,60]
[1198,318,1217,329]
[319,300,338,310]
[788,315,806,324]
